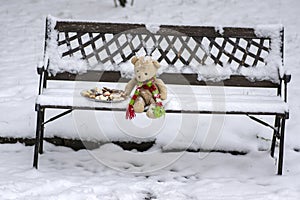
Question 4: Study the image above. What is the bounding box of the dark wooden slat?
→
[207,37,224,67]
[159,73,279,87]
[55,21,271,39]
[227,38,239,64]
[77,33,86,59]
[62,45,81,57]
[114,35,126,61]
[224,40,265,65]
[46,70,279,88]
[190,37,207,65]
[47,71,128,82]
[58,32,84,46]
[280,29,284,66]
[101,34,114,64]
[176,36,193,65]
[241,39,252,66]
[216,38,227,63]
[252,39,266,66]
[55,22,146,35]
[251,39,270,53]
[62,33,102,59]
[161,35,178,64]
[64,32,73,56]
[87,33,101,62]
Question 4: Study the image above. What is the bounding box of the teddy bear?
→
[124,56,167,119]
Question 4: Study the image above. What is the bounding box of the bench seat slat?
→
[36,88,288,115]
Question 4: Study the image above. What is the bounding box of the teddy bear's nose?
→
[138,75,141,79]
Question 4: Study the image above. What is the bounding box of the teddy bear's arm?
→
[124,78,138,96]
[155,79,167,100]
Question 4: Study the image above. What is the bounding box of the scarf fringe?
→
[126,104,135,120]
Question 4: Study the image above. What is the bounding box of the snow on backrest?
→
[45,16,283,83]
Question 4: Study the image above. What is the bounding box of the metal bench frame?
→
[34,17,291,175]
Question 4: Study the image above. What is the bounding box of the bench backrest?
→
[43,16,284,88]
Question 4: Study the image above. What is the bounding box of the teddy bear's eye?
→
[137,70,139,72]
[145,73,148,75]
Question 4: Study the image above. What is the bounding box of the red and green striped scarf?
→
[126,77,165,120]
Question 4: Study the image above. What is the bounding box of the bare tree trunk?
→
[119,0,127,7]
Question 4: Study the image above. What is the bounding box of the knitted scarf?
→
[126,77,165,120]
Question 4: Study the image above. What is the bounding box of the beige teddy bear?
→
[125,56,167,119]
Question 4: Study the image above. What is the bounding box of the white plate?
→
[80,88,127,103]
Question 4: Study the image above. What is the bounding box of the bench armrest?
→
[37,64,44,75]
[37,58,49,94]
[37,57,49,75]
[282,73,291,103]
[283,73,291,83]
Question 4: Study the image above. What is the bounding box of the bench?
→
[34,16,291,175]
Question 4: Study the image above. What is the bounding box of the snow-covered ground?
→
[1,143,300,200]
[1,0,300,199]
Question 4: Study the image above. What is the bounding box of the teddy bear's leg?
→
[155,79,167,100]
[146,104,157,119]
[133,96,145,113]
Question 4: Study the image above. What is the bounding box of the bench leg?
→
[271,116,280,157]
[277,117,286,175]
[39,109,45,154]
[33,109,44,169]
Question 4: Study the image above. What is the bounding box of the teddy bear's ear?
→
[131,56,139,65]
[152,60,160,68]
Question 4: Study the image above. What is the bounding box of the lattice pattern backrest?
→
[52,21,281,70]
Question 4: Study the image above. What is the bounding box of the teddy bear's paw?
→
[146,108,156,119]
[133,100,145,113]
[146,104,165,119]
[160,93,167,100]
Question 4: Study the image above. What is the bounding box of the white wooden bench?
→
[34,16,291,175]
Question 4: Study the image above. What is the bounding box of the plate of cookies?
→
[80,87,127,102]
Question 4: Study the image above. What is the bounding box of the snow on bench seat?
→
[36,86,288,115]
